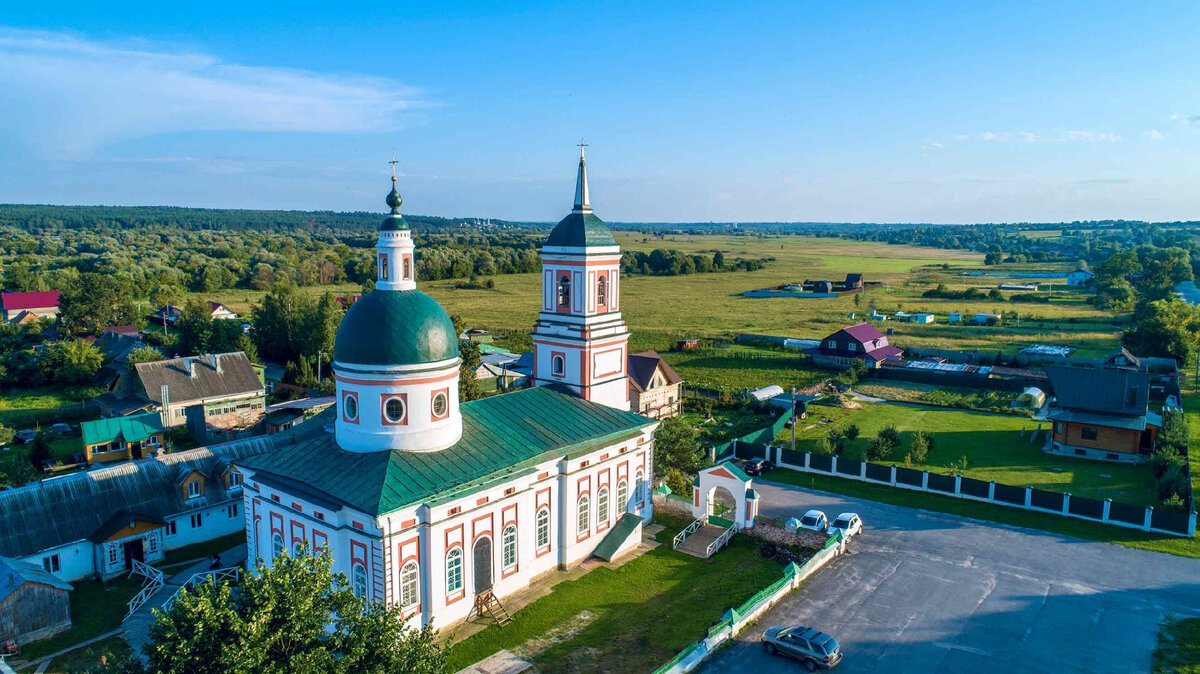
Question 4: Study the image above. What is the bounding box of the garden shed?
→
[0,556,72,645]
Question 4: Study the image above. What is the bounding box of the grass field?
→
[18,577,142,662]
[774,398,1159,505]
[44,634,132,674]
[186,234,1122,358]
[1155,616,1200,673]
[444,515,785,673]
[661,345,827,392]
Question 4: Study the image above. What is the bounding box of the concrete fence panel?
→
[780,448,806,467]
[1150,508,1192,535]
[1106,500,1144,525]
[864,462,892,483]
[926,472,956,494]
[809,454,834,473]
[894,466,924,487]
[836,457,863,477]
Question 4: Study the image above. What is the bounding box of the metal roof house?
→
[0,291,59,324]
[811,323,903,369]
[0,430,295,582]
[627,351,682,419]
[1045,363,1161,463]
[80,411,166,464]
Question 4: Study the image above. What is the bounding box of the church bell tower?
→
[531,145,630,410]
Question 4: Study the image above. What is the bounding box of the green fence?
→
[713,408,795,460]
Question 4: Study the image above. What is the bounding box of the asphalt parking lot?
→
[700,480,1200,673]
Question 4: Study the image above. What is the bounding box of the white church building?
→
[237,150,659,628]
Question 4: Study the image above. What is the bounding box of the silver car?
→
[763,625,842,671]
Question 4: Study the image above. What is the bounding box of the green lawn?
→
[18,577,142,662]
[44,634,132,674]
[777,398,1158,505]
[661,346,827,393]
[445,516,786,673]
[1155,616,1200,673]
[763,469,1200,558]
[0,387,98,428]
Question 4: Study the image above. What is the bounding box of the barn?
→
[0,556,72,645]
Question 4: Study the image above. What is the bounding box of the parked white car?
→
[799,510,828,533]
[829,513,863,539]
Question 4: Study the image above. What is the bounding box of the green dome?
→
[545,212,617,248]
[334,290,459,366]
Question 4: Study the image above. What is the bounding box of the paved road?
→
[700,481,1200,674]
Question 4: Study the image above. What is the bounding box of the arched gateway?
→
[692,462,758,529]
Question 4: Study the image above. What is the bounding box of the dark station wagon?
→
[763,625,842,671]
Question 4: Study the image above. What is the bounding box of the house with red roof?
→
[812,322,903,369]
[1,291,60,324]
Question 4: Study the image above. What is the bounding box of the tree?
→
[654,417,705,479]
[235,334,259,364]
[41,339,104,384]
[176,300,215,356]
[1122,298,1200,365]
[458,339,481,402]
[144,548,445,674]
[844,424,860,442]
[252,284,305,364]
[29,431,52,471]
[127,346,165,365]
[909,431,931,464]
[712,250,725,269]
[0,458,36,488]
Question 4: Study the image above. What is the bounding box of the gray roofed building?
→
[135,352,263,407]
[1044,363,1160,463]
[0,555,73,644]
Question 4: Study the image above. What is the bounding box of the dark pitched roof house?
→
[1102,347,1142,371]
[817,323,903,363]
[844,273,863,288]
[626,351,682,393]
[1046,365,1150,417]
[134,352,263,406]
[0,291,60,312]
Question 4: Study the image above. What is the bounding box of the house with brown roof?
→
[627,351,682,419]
[812,323,903,369]
[0,291,60,324]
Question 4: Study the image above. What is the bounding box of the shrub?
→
[877,425,900,446]
[909,431,931,464]
[844,424,860,442]
[813,435,835,456]
[1161,493,1187,513]
[865,435,896,461]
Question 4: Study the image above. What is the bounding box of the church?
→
[237,149,659,628]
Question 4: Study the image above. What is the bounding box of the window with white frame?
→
[536,508,550,549]
[352,562,367,599]
[190,514,203,528]
[597,276,607,305]
[42,554,60,573]
[635,470,645,504]
[107,544,119,567]
[272,533,284,559]
[228,471,243,488]
[446,548,463,594]
[577,494,590,534]
[597,486,610,525]
[147,534,159,555]
[292,540,303,557]
[165,520,177,536]
[227,503,239,518]
[186,480,201,498]
[502,525,517,568]
[617,479,628,513]
[552,355,565,376]
[400,561,419,608]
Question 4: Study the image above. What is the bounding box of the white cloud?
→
[948,130,1120,145]
[1170,113,1200,127]
[1066,130,1120,143]
[1144,129,1165,141]
[0,28,425,157]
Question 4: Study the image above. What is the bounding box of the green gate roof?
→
[240,386,656,516]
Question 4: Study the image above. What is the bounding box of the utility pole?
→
[790,387,797,455]
[317,350,323,386]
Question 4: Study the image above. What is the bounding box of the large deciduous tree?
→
[1122,298,1200,365]
[144,549,445,674]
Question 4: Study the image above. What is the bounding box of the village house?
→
[0,434,284,582]
[842,273,864,290]
[0,291,60,324]
[94,352,267,444]
[1045,350,1162,463]
[208,301,238,320]
[0,556,72,645]
[811,323,903,369]
[154,305,183,326]
[92,328,146,392]
[80,412,167,464]
[627,351,682,419]
[1067,268,1095,286]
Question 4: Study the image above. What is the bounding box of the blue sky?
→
[2,1,1199,223]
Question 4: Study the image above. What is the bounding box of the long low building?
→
[0,423,320,581]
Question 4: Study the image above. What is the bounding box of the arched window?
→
[577,494,590,535]
[597,486,610,525]
[378,254,389,281]
[292,540,303,557]
[400,561,419,609]
[557,275,571,307]
[402,256,412,280]
[352,562,367,599]
[617,479,629,513]
[635,469,645,505]
[597,276,607,305]
[552,355,565,377]
[536,508,550,549]
[446,547,463,594]
[272,533,284,559]
[502,525,517,568]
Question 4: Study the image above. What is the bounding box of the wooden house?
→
[0,556,72,645]
[1045,359,1161,463]
[207,302,238,321]
[81,412,166,464]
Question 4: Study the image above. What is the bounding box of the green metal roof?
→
[81,412,165,447]
[545,212,618,248]
[593,512,642,562]
[240,386,656,517]
[380,212,409,231]
[333,289,459,366]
